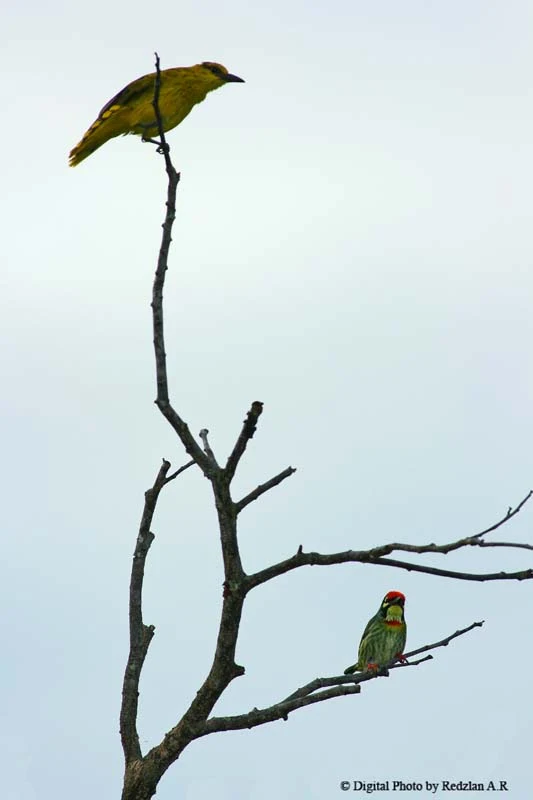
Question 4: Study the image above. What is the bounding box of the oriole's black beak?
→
[225,73,245,83]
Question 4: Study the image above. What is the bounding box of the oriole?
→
[69,62,244,166]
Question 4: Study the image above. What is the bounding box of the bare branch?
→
[150,52,172,171]
[363,492,533,559]
[164,459,195,484]
[477,540,533,551]
[199,429,219,467]
[150,51,178,408]
[366,536,533,559]
[283,675,362,702]
[199,685,361,736]
[473,490,533,538]
[365,557,533,582]
[246,547,533,589]
[120,459,188,763]
[235,466,296,513]
[244,496,533,588]
[140,474,250,779]
[366,538,477,558]
[225,401,264,481]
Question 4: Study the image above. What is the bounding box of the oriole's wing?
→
[98,73,155,116]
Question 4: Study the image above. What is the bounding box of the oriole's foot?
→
[141,136,170,155]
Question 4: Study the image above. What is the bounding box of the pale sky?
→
[3,1,533,798]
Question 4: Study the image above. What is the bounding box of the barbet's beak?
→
[225,73,245,83]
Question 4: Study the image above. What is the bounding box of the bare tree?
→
[119,56,533,800]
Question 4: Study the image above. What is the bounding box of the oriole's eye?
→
[205,63,226,78]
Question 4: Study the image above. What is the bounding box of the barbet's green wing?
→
[359,611,380,643]
[343,611,380,674]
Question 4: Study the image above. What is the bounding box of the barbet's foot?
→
[395,652,408,664]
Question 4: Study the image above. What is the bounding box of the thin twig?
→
[393,654,433,667]
[151,52,172,172]
[164,459,195,484]
[235,466,296,513]
[364,491,533,560]
[365,557,533,582]
[472,490,533,538]
[366,537,533,558]
[477,540,533,551]
[150,53,178,407]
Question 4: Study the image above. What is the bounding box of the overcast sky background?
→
[3,1,533,798]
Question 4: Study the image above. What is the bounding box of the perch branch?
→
[149,55,212,476]
[150,52,172,169]
[342,619,485,686]
[198,621,481,737]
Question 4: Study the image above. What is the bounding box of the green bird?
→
[344,590,407,673]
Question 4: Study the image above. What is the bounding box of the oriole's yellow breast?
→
[68,62,244,166]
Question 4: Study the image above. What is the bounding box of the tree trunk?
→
[121,760,159,800]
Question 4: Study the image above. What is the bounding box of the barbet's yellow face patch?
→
[385,604,403,625]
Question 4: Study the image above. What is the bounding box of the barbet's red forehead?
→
[385,590,405,601]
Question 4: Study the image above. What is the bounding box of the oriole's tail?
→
[69,116,122,167]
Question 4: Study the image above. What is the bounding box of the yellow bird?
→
[69,62,244,166]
